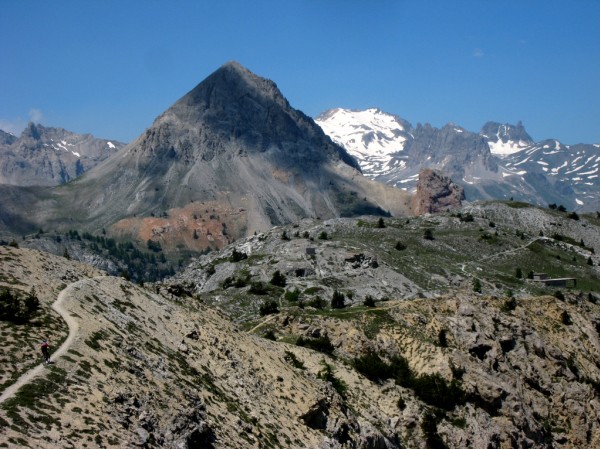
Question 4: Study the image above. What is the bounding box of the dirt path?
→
[0,279,84,404]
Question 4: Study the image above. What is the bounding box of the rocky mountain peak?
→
[167,61,289,127]
[135,61,361,171]
[480,121,534,156]
[481,120,533,143]
[21,122,42,140]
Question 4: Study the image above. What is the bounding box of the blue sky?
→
[1,1,599,144]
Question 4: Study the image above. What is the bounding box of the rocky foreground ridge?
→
[2,201,600,448]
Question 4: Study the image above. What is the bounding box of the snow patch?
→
[487,138,529,156]
[107,141,116,149]
[575,198,584,205]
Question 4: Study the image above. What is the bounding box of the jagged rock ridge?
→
[0,123,124,186]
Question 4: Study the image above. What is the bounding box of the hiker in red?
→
[41,339,50,364]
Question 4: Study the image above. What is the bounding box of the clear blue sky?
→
[1,0,599,144]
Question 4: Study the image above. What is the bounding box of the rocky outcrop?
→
[411,168,465,214]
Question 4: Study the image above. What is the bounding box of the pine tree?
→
[331,290,345,309]
[473,278,482,293]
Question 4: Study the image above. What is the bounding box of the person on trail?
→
[41,339,50,364]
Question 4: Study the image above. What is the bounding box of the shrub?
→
[230,248,247,262]
[438,329,448,348]
[353,352,393,383]
[363,295,376,307]
[147,239,162,252]
[0,288,39,323]
[377,217,386,228]
[395,241,407,251]
[318,231,328,240]
[501,297,517,312]
[284,288,300,302]
[234,276,250,288]
[411,373,465,411]
[281,231,290,241]
[557,205,567,212]
[318,361,347,399]
[283,351,305,370]
[460,213,474,222]
[250,281,269,295]
[307,296,327,309]
[296,335,334,355]
[331,290,346,309]
[423,229,434,240]
[259,299,279,316]
[567,212,580,220]
[515,267,522,279]
[554,290,565,301]
[270,270,287,287]
[472,278,482,293]
[397,397,406,411]
[561,310,572,325]
[588,256,594,266]
[264,329,276,340]
[421,410,448,449]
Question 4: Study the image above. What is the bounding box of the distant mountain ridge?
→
[0,123,124,186]
[316,108,600,211]
[0,62,412,253]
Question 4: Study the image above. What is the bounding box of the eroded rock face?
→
[411,169,465,215]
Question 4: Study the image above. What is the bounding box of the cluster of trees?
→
[296,335,335,355]
[64,230,175,282]
[0,288,40,324]
[352,351,465,411]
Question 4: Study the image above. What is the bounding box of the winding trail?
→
[0,280,82,404]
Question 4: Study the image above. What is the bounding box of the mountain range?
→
[0,62,413,257]
[0,123,124,186]
[316,108,600,212]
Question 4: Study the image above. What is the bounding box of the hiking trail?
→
[0,279,84,404]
